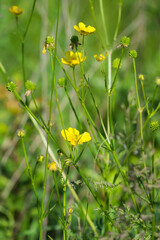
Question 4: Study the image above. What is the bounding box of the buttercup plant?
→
[1,1,160,240]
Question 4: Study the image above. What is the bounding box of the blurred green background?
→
[0,0,160,239]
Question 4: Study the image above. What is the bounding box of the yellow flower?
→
[61,51,86,67]
[94,53,107,62]
[9,6,23,15]
[74,22,96,36]
[61,128,91,146]
[42,46,46,54]
[48,162,58,171]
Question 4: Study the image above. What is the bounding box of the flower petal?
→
[78,132,91,144]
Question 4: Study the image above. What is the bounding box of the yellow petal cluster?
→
[61,51,86,67]
[74,22,96,36]
[48,162,58,172]
[94,53,107,62]
[9,6,23,15]
[61,128,91,146]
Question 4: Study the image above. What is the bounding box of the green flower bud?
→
[25,80,36,91]
[45,36,54,44]
[138,74,144,81]
[45,36,55,50]
[57,149,63,157]
[70,35,79,44]
[120,36,130,47]
[129,50,137,59]
[58,78,66,87]
[70,35,81,50]
[113,58,121,69]
[17,129,25,138]
[150,120,159,132]
[6,82,17,92]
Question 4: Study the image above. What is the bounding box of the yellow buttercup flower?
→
[9,6,23,15]
[94,53,107,62]
[61,128,91,146]
[61,51,86,67]
[48,162,58,172]
[74,22,96,36]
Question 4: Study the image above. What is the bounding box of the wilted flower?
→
[94,53,107,62]
[9,6,23,15]
[74,22,96,36]
[61,127,91,146]
[61,51,86,67]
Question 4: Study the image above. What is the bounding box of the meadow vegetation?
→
[0,0,160,239]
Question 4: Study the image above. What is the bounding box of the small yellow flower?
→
[42,46,46,54]
[156,77,160,86]
[9,6,23,15]
[48,162,58,172]
[94,53,107,62]
[74,22,96,36]
[61,127,91,146]
[61,51,86,67]
[68,208,73,214]
[138,74,144,81]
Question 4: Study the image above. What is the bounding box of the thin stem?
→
[64,87,82,129]
[74,164,117,230]
[99,0,109,47]
[88,0,105,49]
[151,85,158,111]
[113,0,122,42]
[31,92,47,128]
[151,134,155,240]
[112,150,140,214]
[140,80,150,115]
[133,59,144,144]
[21,138,40,216]
[23,0,37,39]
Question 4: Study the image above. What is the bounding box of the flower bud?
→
[45,36,55,51]
[129,50,137,59]
[17,129,25,138]
[58,78,66,87]
[150,120,159,132]
[138,74,144,81]
[156,77,160,86]
[25,80,36,91]
[120,36,130,47]
[37,155,44,163]
[6,82,17,92]
[68,208,73,214]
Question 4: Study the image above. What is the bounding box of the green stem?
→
[88,0,105,49]
[74,164,119,231]
[23,0,37,39]
[151,134,155,240]
[113,0,122,42]
[140,80,150,115]
[64,87,82,129]
[21,138,40,216]
[133,59,144,145]
[112,150,140,213]
[31,92,48,128]
[151,85,158,111]
[99,0,109,47]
